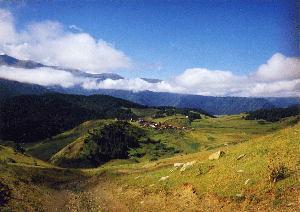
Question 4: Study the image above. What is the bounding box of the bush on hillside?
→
[80,121,145,164]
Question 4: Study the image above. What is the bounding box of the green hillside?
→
[49,120,179,168]
[100,120,299,211]
[1,115,299,211]
[48,109,298,168]
[23,119,108,162]
[1,101,299,211]
[0,143,55,168]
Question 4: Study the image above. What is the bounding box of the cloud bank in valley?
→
[0,53,298,98]
[0,8,299,97]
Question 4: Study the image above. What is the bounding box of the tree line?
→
[245,105,300,122]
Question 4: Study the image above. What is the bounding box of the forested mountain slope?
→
[0,93,146,143]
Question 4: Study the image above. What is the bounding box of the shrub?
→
[267,162,289,183]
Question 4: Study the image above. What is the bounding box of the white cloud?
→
[11,33,132,72]
[167,68,249,96]
[172,68,237,87]
[164,54,299,97]
[250,53,300,81]
[0,9,298,97]
[1,52,299,97]
[25,21,64,42]
[246,79,300,97]
[0,8,132,73]
[0,8,18,44]
[82,78,156,92]
[0,66,83,88]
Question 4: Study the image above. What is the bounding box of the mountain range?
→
[0,54,299,115]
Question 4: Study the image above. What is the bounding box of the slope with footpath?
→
[103,120,299,211]
[0,113,299,211]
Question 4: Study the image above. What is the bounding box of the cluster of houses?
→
[135,117,187,130]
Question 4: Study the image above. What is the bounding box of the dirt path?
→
[48,174,130,212]
[86,178,130,212]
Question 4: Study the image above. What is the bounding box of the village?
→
[135,117,188,130]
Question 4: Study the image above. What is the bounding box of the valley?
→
[0,1,299,211]
[0,95,299,211]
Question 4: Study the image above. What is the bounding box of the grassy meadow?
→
[89,119,300,211]
[0,109,299,211]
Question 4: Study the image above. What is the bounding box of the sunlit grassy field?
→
[27,110,297,164]
[1,111,299,211]
[91,120,299,211]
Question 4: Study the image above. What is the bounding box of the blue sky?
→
[0,1,299,97]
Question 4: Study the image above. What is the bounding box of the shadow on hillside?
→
[51,132,80,141]
[53,157,108,169]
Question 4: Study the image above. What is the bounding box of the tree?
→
[82,121,144,163]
